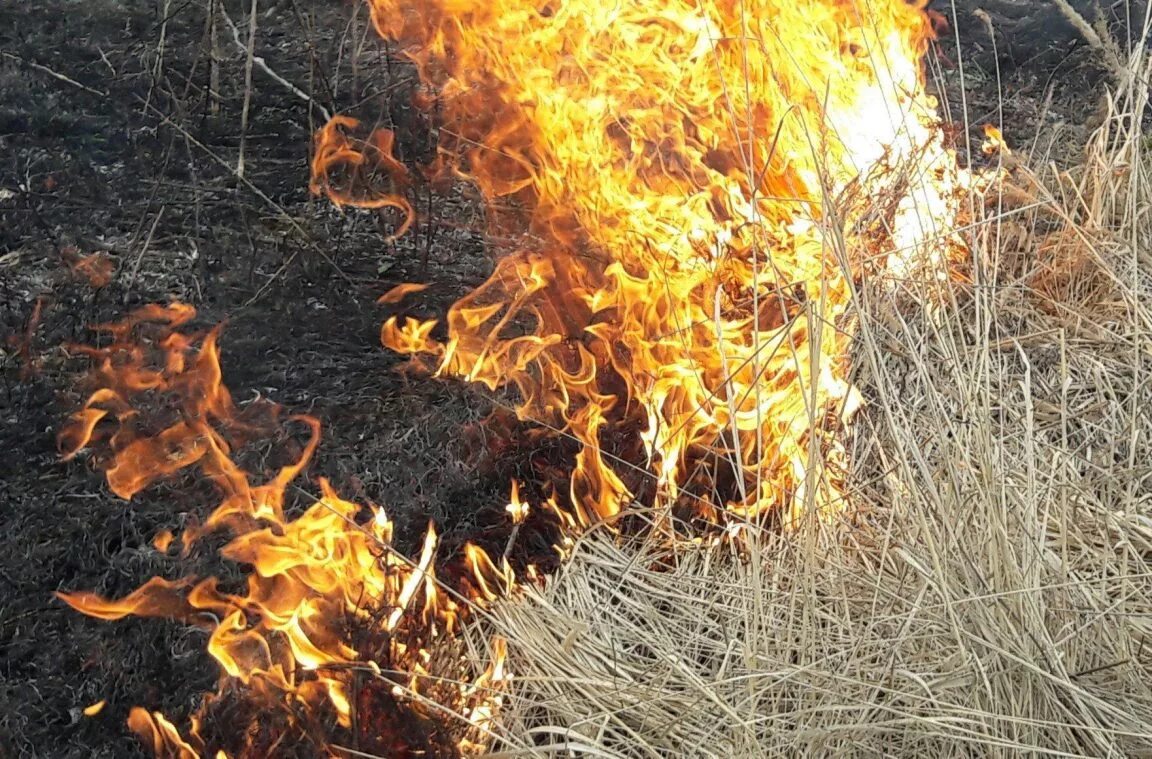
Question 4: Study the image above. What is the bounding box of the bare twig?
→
[217,3,333,121]
[0,52,106,97]
[207,0,222,117]
[122,207,167,305]
[132,95,353,299]
[236,0,259,178]
[145,0,174,113]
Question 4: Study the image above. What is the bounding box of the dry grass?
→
[474,30,1152,759]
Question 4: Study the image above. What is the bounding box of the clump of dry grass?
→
[475,39,1152,759]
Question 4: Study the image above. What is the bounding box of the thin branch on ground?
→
[0,52,107,97]
[217,2,333,121]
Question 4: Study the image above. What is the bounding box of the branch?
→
[215,4,332,122]
[0,52,107,97]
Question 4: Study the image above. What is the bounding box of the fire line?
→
[58,0,979,755]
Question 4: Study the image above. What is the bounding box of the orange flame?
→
[378,282,431,305]
[57,306,513,756]
[152,529,174,553]
[62,247,116,288]
[309,115,416,240]
[58,0,981,754]
[315,0,971,529]
[9,296,45,380]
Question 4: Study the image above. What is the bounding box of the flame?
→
[310,115,416,240]
[152,529,175,553]
[57,0,981,754]
[982,124,1010,156]
[315,0,970,528]
[378,282,431,305]
[62,247,116,288]
[57,307,511,756]
[128,709,199,759]
[9,295,45,380]
[83,699,107,717]
[505,480,529,524]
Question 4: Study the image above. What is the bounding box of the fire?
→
[321,0,969,527]
[983,123,1010,156]
[57,0,978,754]
[505,480,529,524]
[62,247,116,288]
[83,699,107,717]
[57,306,513,756]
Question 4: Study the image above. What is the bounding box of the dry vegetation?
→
[2,1,1151,757]
[478,18,1152,759]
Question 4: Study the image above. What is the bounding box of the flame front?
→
[58,0,974,755]
[57,308,511,756]
[337,0,966,525]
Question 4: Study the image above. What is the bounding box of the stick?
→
[145,0,173,113]
[217,3,332,121]
[132,96,354,300]
[237,0,259,178]
[208,0,222,117]
[123,207,167,306]
[0,52,106,97]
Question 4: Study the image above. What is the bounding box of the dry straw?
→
[470,13,1152,759]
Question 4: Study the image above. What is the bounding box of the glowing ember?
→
[57,0,976,754]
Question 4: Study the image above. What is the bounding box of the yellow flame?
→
[505,480,529,524]
[56,306,512,756]
[56,0,981,754]
[83,699,107,717]
[315,0,973,532]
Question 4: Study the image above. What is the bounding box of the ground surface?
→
[0,1,1124,756]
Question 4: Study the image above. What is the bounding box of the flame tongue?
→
[352,0,949,523]
[57,309,511,757]
[57,0,972,755]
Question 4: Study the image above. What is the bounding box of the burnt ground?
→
[0,1,1133,756]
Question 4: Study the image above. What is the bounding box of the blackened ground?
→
[933,0,1148,154]
[0,2,501,755]
[0,1,1119,756]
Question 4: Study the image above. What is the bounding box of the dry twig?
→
[217,3,333,121]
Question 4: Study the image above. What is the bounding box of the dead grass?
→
[5,2,1148,756]
[476,26,1152,759]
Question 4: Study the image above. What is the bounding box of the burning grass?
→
[484,51,1152,757]
[28,0,1152,756]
